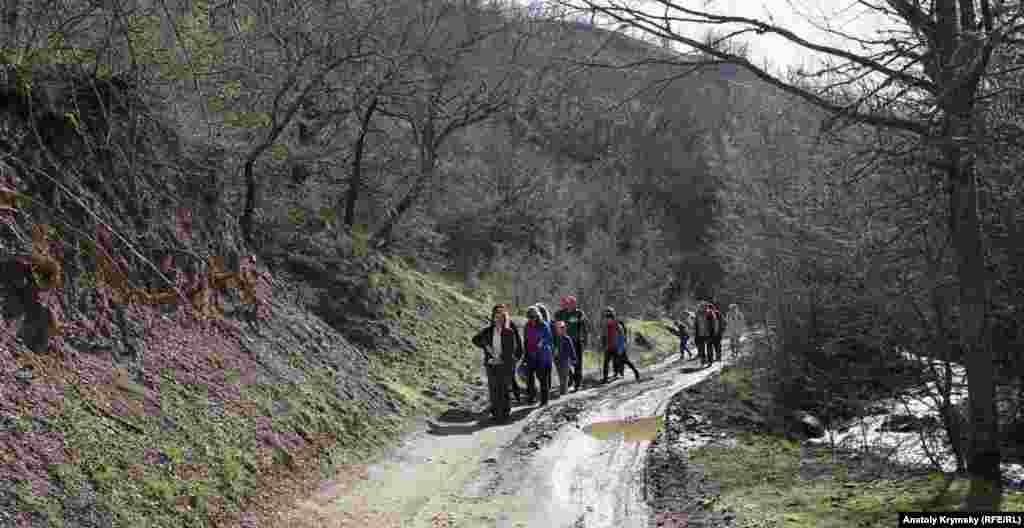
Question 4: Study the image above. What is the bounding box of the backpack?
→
[615,321,628,355]
[704,306,720,335]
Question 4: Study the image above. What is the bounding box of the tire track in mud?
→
[286,336,756,527]
[456,354,732,528]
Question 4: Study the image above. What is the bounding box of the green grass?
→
[625,318,680,366]
[691,433,1024,528]
[720,366,755,403]
[366,257,491,416]
[577,318,680,374]
[16,307,411,528]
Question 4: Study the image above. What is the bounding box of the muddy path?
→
[286,341,747,528]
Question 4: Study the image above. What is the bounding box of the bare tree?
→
[370,1,535,249]
[559,0,1024,509]
[233,0,388,245]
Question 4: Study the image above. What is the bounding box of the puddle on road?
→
[582,416,664,443]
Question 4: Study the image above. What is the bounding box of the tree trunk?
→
[2,0,18,48]
[372,142,435,249]
[344,96,379,228]
[948,143,1001,510]
[372,114,436,249]
[931,0,999,506]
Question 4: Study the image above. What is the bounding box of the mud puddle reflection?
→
[582,416,664,443]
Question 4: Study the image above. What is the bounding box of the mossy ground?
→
[365,258,491,417]
[686,367,1024,528]
[3,327,402,528]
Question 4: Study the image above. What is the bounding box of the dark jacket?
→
[695,304,719,338]
[553,334,577,370]
[667,322,689,341]
[472,322,524,374]
[554,308,589,346]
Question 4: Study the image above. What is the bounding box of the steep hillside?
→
[0,66,497,527]
[0,243,492,527]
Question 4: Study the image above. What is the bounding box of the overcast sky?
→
[549,0,900,73]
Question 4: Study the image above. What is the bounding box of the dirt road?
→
[287,342,743,528]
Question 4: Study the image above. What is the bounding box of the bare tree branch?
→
[564,0,930,134]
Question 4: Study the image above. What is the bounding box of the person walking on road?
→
[522,305,554,406]
[725,304,746,357]
[667,317,691,360]
[693,301,717,367]
[471,304,524,420]
[534,302,555,395]
[555,295,589,392]
[552,321,578,397]
[708,301,725,363]
[601,307,641,383]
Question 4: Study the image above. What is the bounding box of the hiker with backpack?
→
[601,307,641,383]
[693,301,719,367]
[552,320,578,397]
[534,302,555,394]
[522,305,555,406]
[726,304,746,356]
[709,301,725,363]
[471,304,524,420]
[554,295,589,392]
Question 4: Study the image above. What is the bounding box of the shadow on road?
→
[426,406,534,436]
[436,408,480,423]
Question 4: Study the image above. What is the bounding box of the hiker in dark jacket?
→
[522,305,554,406]
[555,295,588,391]
[552,320,578,397]
[693,301,716,367]
[471,304,523,418]
[600,307,641,383]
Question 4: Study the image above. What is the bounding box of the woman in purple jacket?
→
[522,305,554,406]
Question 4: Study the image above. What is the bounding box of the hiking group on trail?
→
[472,295,746,421]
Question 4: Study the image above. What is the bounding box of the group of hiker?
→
[471,295,746,421]
[667,301,746,367]
[470,296,642,420]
